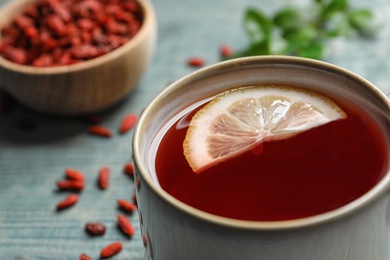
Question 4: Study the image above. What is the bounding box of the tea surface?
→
[155,88,388,221]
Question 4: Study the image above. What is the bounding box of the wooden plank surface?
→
[1,0,390,259]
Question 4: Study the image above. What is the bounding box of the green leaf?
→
[280,24,324,58]
[223,0,381,62]
[232,41,271,59]
[296,42,324,59]
[322,13,351,37]
[321,0,348,19]
[282,25,319,45]
[348,9,378,37]
[273,7,302,31]
[243,8,273,54]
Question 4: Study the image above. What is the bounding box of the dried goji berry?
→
[119,113,138,134]
[220,44,233,57]
[46,14,67,36]
[85,222,106,236]
[88,125,112,137]
[52,47,63,61]
[117,214,135,237]
[71,44,99,59]
[123,163,134,178]
[58,52,71,65]
[56,194,78,210]
[98,166,110,189]
[80,30,92,43]
[76,18,95,31]
[187,57,204,67]
[79,253,92,260]
[122,1,139,13]
[24,26,39,39]
[105,19,127,35]
[91,27,108,45]
[70,36,82,47]
[117,199,137,213]
[14,15,34,31]
[41,39,59,53]
[107,34,126,49]
[48,0,71,23]
[65,168,84,181]
[0,45,28,64]
[32,54,53,67]
[56,180,84,191]
[100,242,122,259]
[39,30,58,51]
[25,4,39,19]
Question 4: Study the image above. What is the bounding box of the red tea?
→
[154,87,389,221]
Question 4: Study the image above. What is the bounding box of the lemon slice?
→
[183,85,346,173]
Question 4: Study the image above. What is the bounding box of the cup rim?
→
[133,55,390,230]
[0,0,155,75]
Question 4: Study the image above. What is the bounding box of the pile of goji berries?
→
[54,113,139,259]
[0,0,143,66]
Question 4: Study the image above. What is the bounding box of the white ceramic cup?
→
[133,56,390,260]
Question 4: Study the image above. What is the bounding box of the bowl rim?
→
[133,55,390,231]
[0,0,155,74]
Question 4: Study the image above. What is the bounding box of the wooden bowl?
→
[0,0,157,115]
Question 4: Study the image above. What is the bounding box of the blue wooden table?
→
[1,0,390,259]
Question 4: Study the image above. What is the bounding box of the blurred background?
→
[0,0,389,259]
